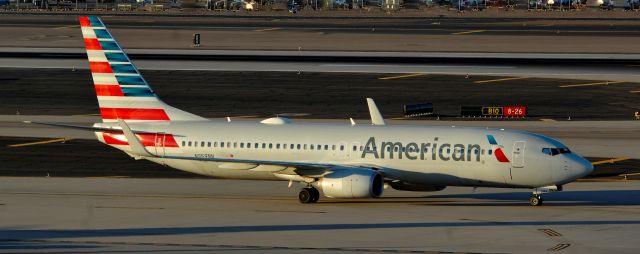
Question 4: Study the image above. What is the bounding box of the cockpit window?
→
[558,148,571,154]
[542,147,571,156]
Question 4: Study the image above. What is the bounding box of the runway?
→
[1,177,639,253]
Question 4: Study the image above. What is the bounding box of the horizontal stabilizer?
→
[23,121,155,134]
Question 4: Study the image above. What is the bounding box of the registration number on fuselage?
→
[194,153,215,158]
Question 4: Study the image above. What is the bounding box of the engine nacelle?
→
[314,169,384,198]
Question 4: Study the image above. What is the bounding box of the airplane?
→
[28,16,594,206]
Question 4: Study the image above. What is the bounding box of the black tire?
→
[310,187,320,203]
[298,188,313,203]
[529,196,543,206]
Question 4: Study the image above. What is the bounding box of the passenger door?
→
[512,141,525,168]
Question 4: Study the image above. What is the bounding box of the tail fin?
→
[79,16,205,122]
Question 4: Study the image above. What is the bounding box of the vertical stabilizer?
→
[79,16,205,122]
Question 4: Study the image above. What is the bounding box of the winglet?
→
[117,119,155,158]
[366,98,386,126]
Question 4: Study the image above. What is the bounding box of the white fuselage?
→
[95,120,593,189]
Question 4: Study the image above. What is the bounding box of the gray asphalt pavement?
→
[1,69,638,119]
[3,15,640,53]
[1,177,639,253]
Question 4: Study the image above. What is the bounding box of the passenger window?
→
[208,142,211,147]
[226,142,230,147]
[277,144,281,149]
[254,143,259,148]
[297,144,301,150]
[352,146,356,151]
[310,145,314,150]
[340,145,344,151]
[195,142,198,147]
[221,142,225,148]
[269,143,273,149]
[182,141,186,146]
[332,145,336,150]
[214,142,218,147]
[262,143,266,149]
[233,142,237,148]
[488,149,492,155]
[240,143,244,148]
[290,144,295,149]
[304,144,307,150]
[201,142,205,147]
[325,145,329,150]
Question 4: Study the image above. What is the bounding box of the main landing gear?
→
[299,187,320,203]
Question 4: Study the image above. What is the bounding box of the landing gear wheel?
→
[529,195,543,206]
[299,187,320,204]
[310,187,320,203]
[299,188,313,203]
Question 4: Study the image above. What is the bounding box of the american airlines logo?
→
[361,137,482,162]
[486,134,510,163]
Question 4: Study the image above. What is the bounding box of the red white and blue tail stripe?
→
[80,16,204,123]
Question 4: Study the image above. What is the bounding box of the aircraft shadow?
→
[426,189,640,206]
[320,190,640,206]
[2,219,640,242]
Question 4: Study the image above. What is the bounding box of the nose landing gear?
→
[299,187,320,203]
[529,194,543,206]
[529,185,561,206]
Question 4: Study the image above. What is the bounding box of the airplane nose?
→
[573,156,594,178]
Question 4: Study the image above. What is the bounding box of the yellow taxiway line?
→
[630,90,640,93]
[474,77,527,84]
[451,29,486,35]
[253,27,281,32]
[8,138,71,148]
[559,81,624,88]
[591,157,629,166]
[53,25,79,30]
[378,73,427,80]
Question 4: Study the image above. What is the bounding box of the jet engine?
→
[314,169,383,198]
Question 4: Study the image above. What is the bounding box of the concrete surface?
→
[0,177,639,253]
